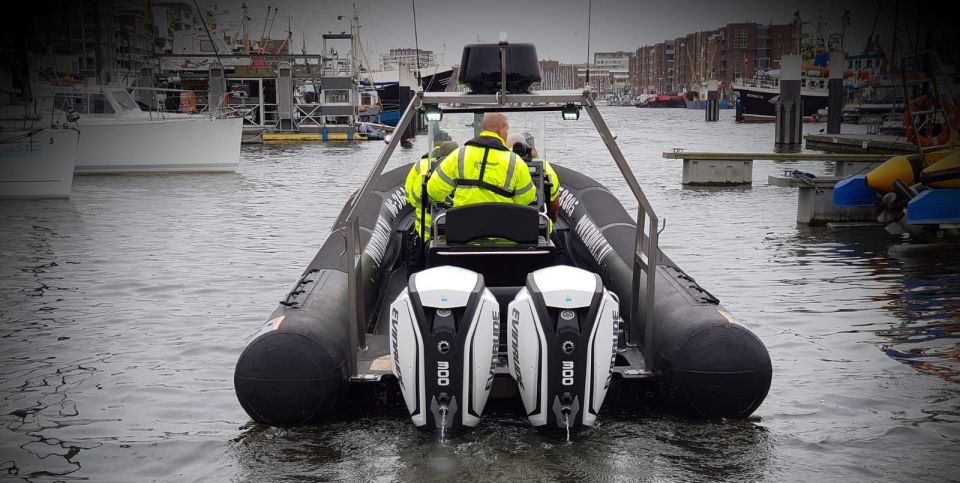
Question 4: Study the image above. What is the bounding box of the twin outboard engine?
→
[391,265,618,431]
[508,266,619,428]
[390,266,499,431]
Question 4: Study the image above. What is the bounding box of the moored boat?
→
[636,93,686,108]
[732,69,829,119]
[34,84,242,174]
[0,127,79,199]
[362,66,454,126]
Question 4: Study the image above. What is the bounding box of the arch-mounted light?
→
[424,104,443,122]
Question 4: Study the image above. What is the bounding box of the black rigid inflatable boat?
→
[234,43,772,430]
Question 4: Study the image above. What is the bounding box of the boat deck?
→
[348,333,654,410]
[345,217,655,408]
[804,133,917,154]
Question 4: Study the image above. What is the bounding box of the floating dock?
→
[262,131,371,142]
[803,133,916,154]
[663,150,891,186]
[768,173,876,225]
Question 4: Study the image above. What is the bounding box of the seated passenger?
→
[426,113,536,209]
[506,132,561,222]
[405,140,459,241]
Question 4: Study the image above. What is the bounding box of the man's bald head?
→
[481,113,509,139]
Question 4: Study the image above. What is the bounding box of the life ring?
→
[903,96,955,147]
[917,128,951,148]
[179,90,197,113]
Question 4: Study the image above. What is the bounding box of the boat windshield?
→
[52,93,114,115]
[110,89,141,112]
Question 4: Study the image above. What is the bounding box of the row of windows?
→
[846,59,876,69]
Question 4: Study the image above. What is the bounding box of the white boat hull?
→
[75,116,242,174]
[0,129,79,199]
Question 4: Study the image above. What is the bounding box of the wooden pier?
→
[662,150,890,186]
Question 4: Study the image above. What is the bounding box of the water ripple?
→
[0,108,958,480]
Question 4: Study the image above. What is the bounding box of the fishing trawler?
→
[234,43,772,431]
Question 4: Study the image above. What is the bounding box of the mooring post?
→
[827,50,844,134]
[139,67,154,111]
[276,61,295,131]
[705,79,719,122]
[207,62,224,114]
[775,54,802,145]
[398,62,417,141]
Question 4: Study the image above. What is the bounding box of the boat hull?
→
[75,116,242,174]
[684,98,731,109]
[734,85,828,118]
[0,128,79,199]
[364,69,454,127]
[637,95,686,108]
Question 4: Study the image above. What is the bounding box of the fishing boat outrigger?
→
[234,43,772,431]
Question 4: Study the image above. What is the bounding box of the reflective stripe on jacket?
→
[404,156,434,240]
[426,131,536,207]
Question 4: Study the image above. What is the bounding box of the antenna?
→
[194,0,222,65]
[411,0,423,86]
[585,0,592,88]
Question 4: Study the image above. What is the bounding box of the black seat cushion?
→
[444,203,539,244]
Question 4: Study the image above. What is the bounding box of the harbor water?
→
[1,108,958,481]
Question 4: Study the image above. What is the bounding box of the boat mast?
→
[890,0,899,73]
[794,11,802,55]
[351,4,375,85]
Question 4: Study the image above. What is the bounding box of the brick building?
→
[632,21,795,97]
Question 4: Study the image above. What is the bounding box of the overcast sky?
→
[214,0,907,64]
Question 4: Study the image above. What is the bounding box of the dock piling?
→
[276,62,295,131]
[775,55,802,145]
[398,62,417,141]
[705,79,719,122]
[139,67,154,110]
[207,62,224,114]
[827,51,844,134]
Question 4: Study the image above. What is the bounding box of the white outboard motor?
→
[390,266,499,430]
[508,265,619,428]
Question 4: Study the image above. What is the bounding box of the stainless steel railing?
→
[337,88,660,376]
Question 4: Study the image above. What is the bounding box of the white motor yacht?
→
[36,84,242,174]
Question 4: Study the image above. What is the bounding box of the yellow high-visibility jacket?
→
[404,155,435,240]
[427,131,536,207]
